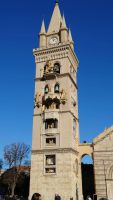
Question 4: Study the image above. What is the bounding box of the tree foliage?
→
[3,143,30,196]
[4,143,30,168]
[1,166,30,197]
[0,159,3,171]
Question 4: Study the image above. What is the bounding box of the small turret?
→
[60,14,68,43]
[39,19,46,48]
[68,29,74,49]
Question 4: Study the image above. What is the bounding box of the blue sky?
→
[0,0,113,160]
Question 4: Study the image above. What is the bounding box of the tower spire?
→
[61,14,67,29]
[39,18,46,48]
[47,2,61,33]
[40,19,46,34]
[69,28,74,49]
[69,29,73,42]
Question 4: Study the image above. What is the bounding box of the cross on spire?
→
[56,0,58,4]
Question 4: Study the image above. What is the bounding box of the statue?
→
[41,105,45,112]
[46,157,54,165]
[45,60,53,74]
[49,139,54,144]
[34,92,41,108]
[60,89,66,102]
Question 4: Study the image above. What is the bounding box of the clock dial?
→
[49,37,58,45]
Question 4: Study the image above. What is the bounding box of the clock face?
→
[49,37,58,45]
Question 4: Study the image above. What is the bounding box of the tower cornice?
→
[33,43,79,67]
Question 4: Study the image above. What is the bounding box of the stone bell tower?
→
[30,2,83,200]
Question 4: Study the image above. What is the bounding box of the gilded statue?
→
[41,105,45,112]
[45,60,53,74]
[60,89,66,101]
[34,92,41,108]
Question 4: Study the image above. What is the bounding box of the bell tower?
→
[30,2,83,200]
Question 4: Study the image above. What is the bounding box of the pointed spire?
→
[61,14,67,29]
[40,19,46,34]
[47,2,61,33]
[60,16,63,26]
[69,29,73,42]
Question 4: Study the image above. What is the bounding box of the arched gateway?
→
[79,144,95,199]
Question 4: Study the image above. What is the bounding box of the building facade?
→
[93,126,113,200]
[30,2,83,200]
[79,126,113,200]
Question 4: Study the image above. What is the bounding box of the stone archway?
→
[79,143,95,200]
[79,143,93,158]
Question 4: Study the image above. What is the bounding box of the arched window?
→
[54,83,60,93]
[108,165,113,179]
[55,195,61,200]
[54,63,60,74]
[45,85,49,94]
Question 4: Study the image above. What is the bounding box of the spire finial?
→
[47,0,61,33]
[40,19,46,34]
[61,14,67,29]
[69,29,73,42]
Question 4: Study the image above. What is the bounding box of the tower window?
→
[45,118,58,129]
[54,83,60,93]
[46,155,56,165]
[44,97,60,110]
[45,154,56,174]
[45,85,49,94]
[53,63,60,74]
[46,137,56,146]
[45,168,56,174]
